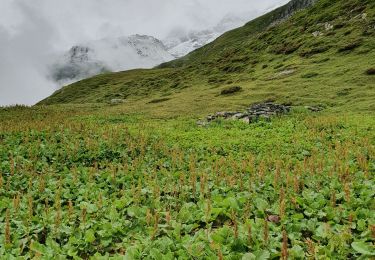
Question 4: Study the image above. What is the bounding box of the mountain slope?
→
[39,0,375,115]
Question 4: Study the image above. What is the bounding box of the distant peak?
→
[68,45,94,63]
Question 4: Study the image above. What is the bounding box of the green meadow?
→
[1,0,374,258]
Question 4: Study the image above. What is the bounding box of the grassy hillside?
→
[39,0,375,116]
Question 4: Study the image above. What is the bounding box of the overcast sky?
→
[0,0,288,106]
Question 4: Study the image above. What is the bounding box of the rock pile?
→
[203,102,291,125]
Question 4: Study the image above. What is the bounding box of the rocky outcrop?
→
[269,0,318,27]
[198,102,326,126]
[280,0,317,19]
[199,102,292,126]
[50,46,109,83]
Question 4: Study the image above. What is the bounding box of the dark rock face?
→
[50,45,109,83]
[69,46,91,63]
[282,0,317,18]
[204,102,292,124]
[270,0,317,26]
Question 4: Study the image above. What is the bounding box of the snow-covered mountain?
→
[50,14,250,84]
[164,14,249,58]
[50,35,174,84]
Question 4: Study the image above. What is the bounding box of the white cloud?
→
[0,2,58,106]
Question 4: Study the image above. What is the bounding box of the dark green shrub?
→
[220,86,242,95]
[147,98,171,104]
[231,56,251,63]
[338,41,362,52]
[337,88,352,96]
[312,57,330,63]
[301,72,319,78]
[221,64,246,73]
[333,23,345,29]
[274,43,301,55]
[208,76,226,84]
[274,64,284,69]
[300,46,330,57]
[365,68,375,75]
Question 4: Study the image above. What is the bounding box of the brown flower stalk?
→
[264,219,269,246]
[247,222,252,245]
[331,191,336,208]
[13,193,21,212]
[55,195,61,227]
[97,193,103,209]
[369,225,375,240]
[38,175,45,193]
[232,211,238,239]
[258,161,266,182]
[151,211,159,240]
[68,200,74,220]
[165,211,171,226]
[10,154,15,176]
[146,208,152,226]
[5,209,11,245]
[44,198,49,216]
[281,229,288,260]
[279,187,286,219]
[81,207,87,225]
[28,196,33,219]
[344,182,351,202]
[218,248,223,260]
[200,173,206,197]
[274,161,281,188]
[305,238,315,258]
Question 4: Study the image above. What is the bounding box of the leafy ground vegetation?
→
[0,106,374,259]
[1,0,375,258]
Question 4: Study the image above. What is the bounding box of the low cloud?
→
[0,2,58,106]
